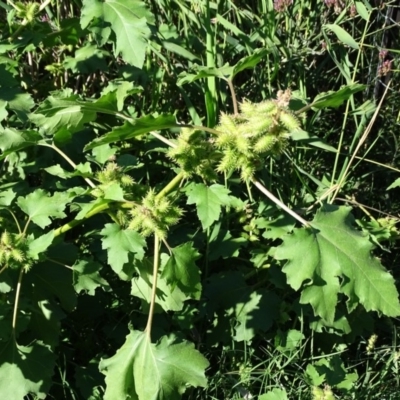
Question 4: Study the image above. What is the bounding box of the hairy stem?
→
[226,78,239,116]
[53,202,133,238]
[156,171,185,199]
[12,268,24,336]
[252,179,310,227]
[145,234,160,340]
[41,143,96,188]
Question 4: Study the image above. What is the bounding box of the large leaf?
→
[73,259,110,295]
[185,183,231,230]
[29,92,96,136]
[101,223,146,277]
[161,242,201,296]
[310,84,366,110]
[177,49,268,86]
[0,64,34,122]
[84,114,178,150]
[17,189,70,229]
[81,0,153,68]
[0,340,55,400]
[29,261,77,312]
[274,205,400,323]
[100,330,209,400]
[63,43,108,73]
[259,389,289,400]
[324,24,359,49]
[132,257,191,312]
[0,127,42,159]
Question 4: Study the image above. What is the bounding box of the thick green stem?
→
[156,171,185,200]
[252,179,310,228]
[53,202,133,238]
[145,234,160,340]
[12,267,24,337]
[41,143,96,188]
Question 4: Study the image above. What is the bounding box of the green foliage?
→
[100,330,209,400]
[0,0,399,399]
[275,205,400,324]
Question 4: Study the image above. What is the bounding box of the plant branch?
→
[53,202,133,238]
[156,171,185,199]
[41,142,96,188]
[145,234,160,340]
[252,179,311,227]
[12,267,24,336]
[226,78,239,116]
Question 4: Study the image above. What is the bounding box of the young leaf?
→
[132,257,191,311]
[0,189,16,207]
[27,230,55,260]
[17,189,69,229]
[0,340,55,400]
[63,43,108,74]
[185,183,231,230]
[29,93,96,136]
[259,388,289,400]
[99,80,140,112]
[274,205,400,323]
[310,84,366,110]
[101,223,146,276]
[234,290,280,342]
[100,330,209,400]
[387,178,400,191]
[231,48,269,79]
[161,242,201,296]
[324,24,359,49]
[81,0,153,68]
[73,259,110,295]
[30,262,77,312]
[0,127,42,159]
[177,65,234,86]
[84,114,178,151]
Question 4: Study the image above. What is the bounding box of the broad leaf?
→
[234,290,280,342]
[101,223,146,276]
[185,183,231,230]
[27,230,54,260]
[259,388,288,400]
[324,24,359,49]
[17,189,69,229]
[387,178,400,191]
[161,242,201,296]
[209,225,247,261]
[100,330,209,400]
[29,261,77,312]
[44,162,93,180]
[132,257,190,312]
[274,205,400,323]
[0,189,16,207]
[0,340,55,400]
[0,127,42,159]
[63,43,108,73]
[84,114,178,150]
[0,86,34,122]
[310,84,366,110]
[29,92,96,136]
[177,65,233,86]
[231,48,269,78]
[81,0,153,68]
[73,259,110,295]
[99,80,141,111]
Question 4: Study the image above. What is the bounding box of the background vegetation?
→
[0,0,400,399]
